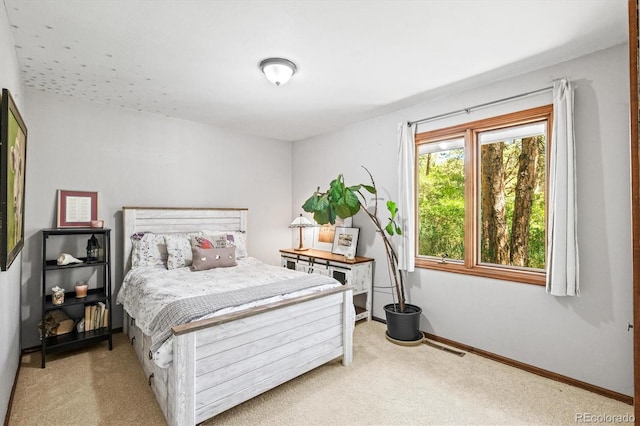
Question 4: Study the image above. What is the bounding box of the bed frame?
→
[121,207,354,425]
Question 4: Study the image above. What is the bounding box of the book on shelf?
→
[92,304,97,329]
[102,307,109,329]
[96,302,105,329]
[83,303,109,331]
[84,305,92,331]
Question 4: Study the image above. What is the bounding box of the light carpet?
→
[8,321,633,425]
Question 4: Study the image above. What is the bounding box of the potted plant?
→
[302,167,422,342]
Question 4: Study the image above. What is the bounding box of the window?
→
[415,105,552,285]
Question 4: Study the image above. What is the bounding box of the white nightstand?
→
[280,248,373,321]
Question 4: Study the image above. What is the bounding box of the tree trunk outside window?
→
[481,142,509,264]
[510,136,540,266]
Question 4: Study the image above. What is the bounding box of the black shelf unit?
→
[40,228,112,368]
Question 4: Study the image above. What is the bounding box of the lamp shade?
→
[289,214,314,228]
[260,58,297,86]
[289,214,313,251]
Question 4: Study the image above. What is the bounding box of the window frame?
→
[414,104,553,285]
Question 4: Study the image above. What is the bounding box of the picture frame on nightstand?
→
[331,227,359,256]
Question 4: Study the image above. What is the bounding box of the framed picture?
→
[313,217,352,252]
[331,227,359,256]
[57,190,98,227]
[0,88,27,271]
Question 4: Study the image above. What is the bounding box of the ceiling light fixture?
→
[259,57,297,86]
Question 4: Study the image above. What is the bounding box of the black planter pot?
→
[383,303,422,342]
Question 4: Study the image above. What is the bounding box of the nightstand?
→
[280,248,373,321]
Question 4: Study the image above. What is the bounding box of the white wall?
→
[20,91,294,349]
[0,2,25,421]
[293,44,634,396]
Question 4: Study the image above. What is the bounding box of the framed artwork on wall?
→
[331,227,359,256]
[57,190,98,227]
[0,88,28,271]
[312,217,352,252]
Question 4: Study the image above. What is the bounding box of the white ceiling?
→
[3,0,629,142]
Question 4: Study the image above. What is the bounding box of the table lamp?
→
[289,214,314,251]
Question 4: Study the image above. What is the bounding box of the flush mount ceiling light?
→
[259,57,297,86]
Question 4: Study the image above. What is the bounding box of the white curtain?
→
[546,79,579,296]
[397,121,416,272]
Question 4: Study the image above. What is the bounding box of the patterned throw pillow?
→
[190,236,237,271]
[226,232,247,258]
[130,233,168,268]
[200,231,248,258]
[165,233,196,269]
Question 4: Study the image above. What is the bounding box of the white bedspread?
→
[117,257,343,367]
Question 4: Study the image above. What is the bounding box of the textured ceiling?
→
[3,0,629,141]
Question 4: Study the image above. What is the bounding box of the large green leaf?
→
[362,184,376,194]
[302,193,319,213]
[328,206,337,224]
[335,203,352,219]
[329,176,345,201]
[345,190,360,215]
[387,200,398,218]
[314,210,329,225]
[385,222,395,236]
[316,193,330,211]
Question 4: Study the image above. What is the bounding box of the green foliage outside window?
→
[417,148,465,260]
[417,135,546,270]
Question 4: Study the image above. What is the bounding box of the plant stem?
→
[359,204,405,312]
[358,167,405,312]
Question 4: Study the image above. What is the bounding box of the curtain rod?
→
[408,85,554,127]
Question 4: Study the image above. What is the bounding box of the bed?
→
[118,207,354,425]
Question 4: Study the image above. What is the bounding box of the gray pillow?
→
[190,237,237,271]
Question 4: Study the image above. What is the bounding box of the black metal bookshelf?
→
[40,228,112,368]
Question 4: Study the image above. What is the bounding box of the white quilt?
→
[117,257,342,367]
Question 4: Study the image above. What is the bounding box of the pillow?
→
[165,233,197,269]
[226,232,247,258]
[201,231,248,258]
[190,236,237,271]
[130,233,168,268]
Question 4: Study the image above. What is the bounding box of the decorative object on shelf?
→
[51,286,65,305]
[57,253,83,266]
[259,57,297,86]
[331,227,359,256]
[302,167,422,343]
[39,309,74,338]
[76,317,85,333]
[289,214,314,251]
[86,234,100,262]
[56,189,98,227]
[0,88,27,271]
[90,219,104,228]
[75,281,89,298]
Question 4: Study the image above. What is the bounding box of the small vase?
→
[75,282,89,298]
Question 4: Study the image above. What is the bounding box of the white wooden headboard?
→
[122,207,248,273]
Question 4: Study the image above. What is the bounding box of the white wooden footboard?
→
[167,286,353,425]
